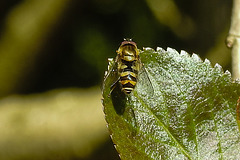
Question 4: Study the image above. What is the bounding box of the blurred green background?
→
[0,0,232,159]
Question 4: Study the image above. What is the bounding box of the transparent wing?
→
[135,62,154,97]
[102,57,120,96]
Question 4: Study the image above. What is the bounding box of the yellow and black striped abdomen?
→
[119,60,138,94]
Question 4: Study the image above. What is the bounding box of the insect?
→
[103,39,153,96]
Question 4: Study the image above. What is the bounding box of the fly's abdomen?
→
[119,62,138,94]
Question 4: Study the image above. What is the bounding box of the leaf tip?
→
[204,58,211,66]
[214,63,223,72]
[106,58,114,71]
[156,47,164,52]
[224,70,232,77]
[167,47,179,56]
[191,53,202,62]
[143,47,154,51]
[180,50,189,57]
[107,58,114,64]
[234,78,240,83]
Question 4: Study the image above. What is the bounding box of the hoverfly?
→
[102,39,153,96]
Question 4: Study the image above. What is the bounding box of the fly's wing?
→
[135,61,154,97]
[102,57,120,96]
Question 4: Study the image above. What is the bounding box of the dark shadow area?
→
[111,82,127,115]
[69,138,120,160]
[83,138,120,160]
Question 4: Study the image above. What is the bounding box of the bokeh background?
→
[0,0,232,159]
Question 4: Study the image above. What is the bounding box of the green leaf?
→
[102,47,240,160]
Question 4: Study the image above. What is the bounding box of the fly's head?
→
[117,40,139,61]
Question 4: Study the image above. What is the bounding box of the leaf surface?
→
[102,47,240,160]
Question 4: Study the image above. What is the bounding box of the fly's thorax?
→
[123,55,135,61]
[117,43,139,62]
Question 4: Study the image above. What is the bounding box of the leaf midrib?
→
[134,93,193,159]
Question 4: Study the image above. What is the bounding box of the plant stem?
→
[226,0,240,79]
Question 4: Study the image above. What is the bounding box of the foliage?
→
[102,47,240,159]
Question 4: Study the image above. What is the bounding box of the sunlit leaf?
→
[102,47,240,159]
